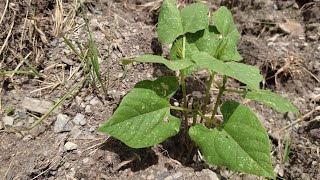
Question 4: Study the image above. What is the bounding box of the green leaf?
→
[189,101,274,178]
[192,52,262,90]
[134,76,179,99]
[212,6,242,61]
[98,88,180,148]
[245,89,299,114]
[123,55,194,71]
[169,36,200,76]
[180,3,209,34]
[213,6,240,43]
[157,0,183,44]
[157,0,208,44]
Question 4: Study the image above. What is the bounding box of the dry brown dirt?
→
[0,0,319,179]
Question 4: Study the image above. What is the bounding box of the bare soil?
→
[0,0,319,179]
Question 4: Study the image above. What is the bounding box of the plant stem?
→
[170,106,192,112]
[224,88,246,94]
[200,71,215,123]
[209,75,227,127]
[180,35,188,137]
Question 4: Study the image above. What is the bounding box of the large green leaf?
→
[213,6,240,43]
[134,76,179,99]
[157,0,208,44]
[189,101,274,178]
[180,3,209,34]
[212,7,242,61]
[192,52,262,90]
[123,55,194,71]
[157,0,183,44]
[98,88,180,148]
[245,89,299,114]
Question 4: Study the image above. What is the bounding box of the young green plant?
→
[98,0,299,178]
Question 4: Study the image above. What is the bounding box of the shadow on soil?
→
[99,137,158,172]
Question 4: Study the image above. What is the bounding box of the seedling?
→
[99,0,299,178]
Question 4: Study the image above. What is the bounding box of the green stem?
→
[180,35,188,136]
[200,71,215,123]
[170,106,192,112]
[209,75,227,127]
[224,88,246,94]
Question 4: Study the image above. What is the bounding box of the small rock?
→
[172,172,182,179]
[73,113,86,126]
[146,174,155,180]
[70,126,82,138]
[82,157,90,164]
[201,169,219,180]
[287,112,295,121]
[54,114,73,133]
[85,105,92,113]
[0,121,3,130]
[89,97,100,106]
[3,116,14,126]
[61,56,74,65]
[279,21,304,37]
[22,135,33,141]
[64,141,78,151]
[21,97,54,114]
[192,91,203,99]
[117,72,124,78]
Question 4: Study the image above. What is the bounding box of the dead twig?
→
[277,107,320,133]
[0,10,16,56]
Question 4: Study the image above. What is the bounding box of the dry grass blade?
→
[54,0,76,36]
[0,0,9,26]
[0,10,15,56]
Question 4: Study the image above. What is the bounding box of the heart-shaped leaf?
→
[213,6,240,43]
[189,101,274,178]
[157,0,183,44]
[98,88,180,148]
[192,52,262,90]
[245,89,299,114]
[157,0,209,44]
[134,76,179,99]
[180,3,209,34]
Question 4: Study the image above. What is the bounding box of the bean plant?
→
[99,0,299,178]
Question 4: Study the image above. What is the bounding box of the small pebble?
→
[85,105,92,113]
[64,142,78,151]
[89,97,100,106]
[73,113,86,126]
[54,114,73,133]
[3,116,14,126]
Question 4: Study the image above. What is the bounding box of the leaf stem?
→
[200,71,215,123]
[210,75,227,127]
[180,35,188,136]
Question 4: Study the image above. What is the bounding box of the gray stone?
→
[22,135,33,141]
[192,91,203,99]
[64,141,78,151]
[73,113,86,126]
[21,97,54,114]
[287,112,295,121]
[70,126,82,139]
[172,172,182,179]
[201,169,219,180]
[54,114,73,133]
[3,116,14,126]
[89,97,100,106]
[85,105,92,113]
